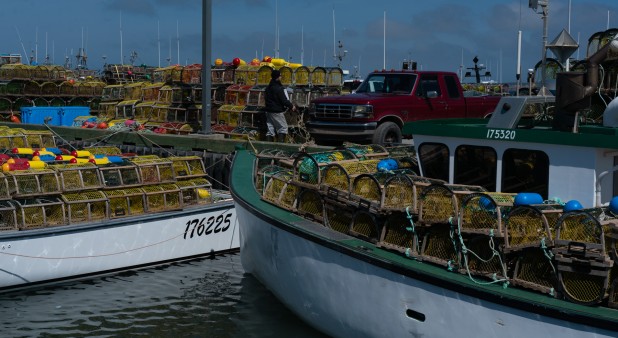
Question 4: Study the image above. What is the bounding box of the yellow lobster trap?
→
[129,157,175,185]
[50,163,103,192]
[104,188,146,218]
[98,162,142,188]
[7,169,61,198]
[0,200,17,231]
[418,183,487,226]
[169,156,206,179]
[296,189,324,223]
[142,183,182,212]
[216,105,244,126]
[378,211,421,257]
[23,130,55,148]
[260,168,299,211]
[0,132,28,149]
[175,178,213,206]
[553,210,613,305]
[12,197,66,229]
[290,149,357,187]
[61,190,109,224]
[458,192,517,236]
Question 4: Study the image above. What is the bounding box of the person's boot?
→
[277,134,286,143]
[266,135,274,142]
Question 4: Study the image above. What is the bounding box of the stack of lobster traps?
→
[254,144,618,309]
[0,126,217,232]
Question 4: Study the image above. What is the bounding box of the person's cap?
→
[271,69,281,79]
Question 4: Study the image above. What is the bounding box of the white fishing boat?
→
[0,129,239,292]
[230,36,618,337]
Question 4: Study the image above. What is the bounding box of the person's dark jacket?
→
[264,79,293,113]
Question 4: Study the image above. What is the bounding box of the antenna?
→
[35,27,38,64]
[14,26,29,65]
[176,20,180,64]
[383,11,386,70]
[120,11,123,64]
[332,7,336,61]
[301,25,304,65]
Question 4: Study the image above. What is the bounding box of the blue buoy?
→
[377,158,398,172]
[609,196,618,214]
[563,200,583,212]
[514,192,543,206]
[478,196,496,210]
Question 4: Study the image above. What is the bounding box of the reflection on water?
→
[0,253,328,338]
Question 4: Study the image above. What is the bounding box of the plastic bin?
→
[19,106,90,126]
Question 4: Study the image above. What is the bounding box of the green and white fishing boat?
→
[229,37,618,337]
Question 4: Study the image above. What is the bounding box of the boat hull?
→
[0,201,239,291]
[235,200,615,338]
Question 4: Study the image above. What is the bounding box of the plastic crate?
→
[19,106,90,126]
[20,107,61,125]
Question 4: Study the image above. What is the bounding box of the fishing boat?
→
[0,126,239,292]
[229,38,618,336]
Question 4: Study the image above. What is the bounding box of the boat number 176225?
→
[486,129,516,140]
[184,213,233,239]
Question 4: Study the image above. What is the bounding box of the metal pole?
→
[201,0,212,134]
[539,3,549,95]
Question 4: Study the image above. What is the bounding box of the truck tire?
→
[373,122,402,145]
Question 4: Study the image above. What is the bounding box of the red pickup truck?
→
[306,70,501,145]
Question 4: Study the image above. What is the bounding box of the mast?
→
[120,12,123,64]
[176,20,180,64]
[200,0,212,134]
[383,11,386,70]
[158,21,161,68]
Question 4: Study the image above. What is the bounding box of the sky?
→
[1,0,616,83]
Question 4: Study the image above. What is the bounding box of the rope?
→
[404,206,419,259]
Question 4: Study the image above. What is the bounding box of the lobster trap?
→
[224,84,252,105]
[460,234,508,281]
[552,210,613,305]
[503,204,562,252]
[0,173,11,200]
[261,168,300,211]
[216,105,243,126]
[104,188,146,218]
[296,188,324,223]
[0,132,28,149]
[50,163,103,192]
[323,197,354,234]
[23,130,55,148]
[419,222,460,268]
[378,211,420,257]
[418,183,487,226]
[0,200,17,231]
[511,247,558,295]
[350,209,382,244]
[170,156,207,179]
[99,163,142,188]
[233,65,259,85]
[290,150,357,187]
[61,190,109,224]
[309,67,327,86]
[458,192,516,236]
[175,178,213,205]
[142,183,182,212]
[129,157,175,185]
[12,197,66,229]
[319,159,384,194]
[7,169,61,198]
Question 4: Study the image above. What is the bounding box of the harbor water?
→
[0,253,329,338]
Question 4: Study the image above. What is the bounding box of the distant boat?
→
[0,126,239,292]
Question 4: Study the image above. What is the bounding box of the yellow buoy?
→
[197,188,211,199]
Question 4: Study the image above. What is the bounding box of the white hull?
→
[236,202,615,338]
[0,202,239,291]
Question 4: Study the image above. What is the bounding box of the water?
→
[0,253,329,338]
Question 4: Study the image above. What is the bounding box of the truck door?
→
[415,74,449,119]
[443,74,467,118]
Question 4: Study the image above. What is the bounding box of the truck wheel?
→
[373,122,402,145]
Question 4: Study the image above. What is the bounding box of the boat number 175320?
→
[486,129,516,140]
[184,213,233,239]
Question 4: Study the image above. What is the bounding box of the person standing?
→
[264,69,296,142]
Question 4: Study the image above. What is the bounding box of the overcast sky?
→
[2,0,616,82]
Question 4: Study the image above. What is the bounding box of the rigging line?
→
[0,207,235,260]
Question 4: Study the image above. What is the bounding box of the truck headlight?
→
[352,105,373,117]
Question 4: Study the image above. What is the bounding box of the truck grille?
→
[313,104,353,119]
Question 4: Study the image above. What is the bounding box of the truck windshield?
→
[355,74,417,94]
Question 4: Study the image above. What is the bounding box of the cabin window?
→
[416,75,441,97]
[454,145,497,191]
[444,75,461,98]
[418,143,449,181]
[501,148,549,199]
